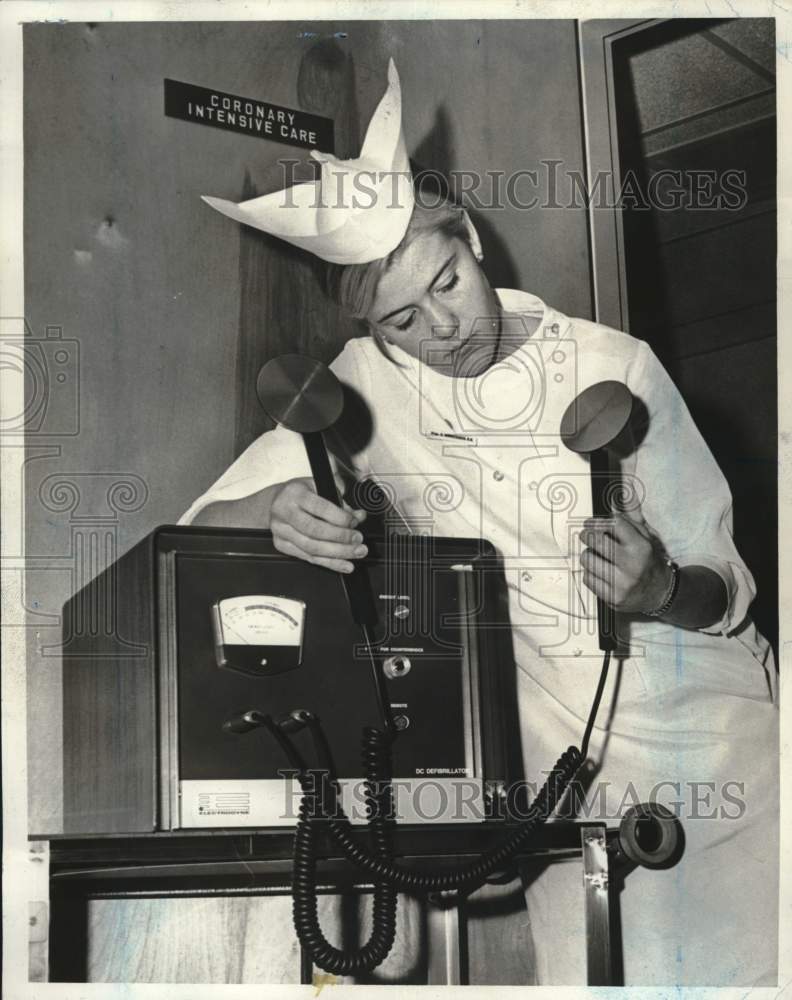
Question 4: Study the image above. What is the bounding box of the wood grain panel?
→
[84,886,534,985]
[466,879,536,985]
[62,533,157,834]
[86,892,430,984]
[87,895,301,983]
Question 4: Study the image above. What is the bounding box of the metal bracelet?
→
[645,560,680,618]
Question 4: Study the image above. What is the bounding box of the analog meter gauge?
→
[211,595,306,676]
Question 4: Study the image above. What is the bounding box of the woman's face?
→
[367,229,501,376]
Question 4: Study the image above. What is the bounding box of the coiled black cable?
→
[319,733,583,894]
[262,648,608,973]
[290,727,398,975]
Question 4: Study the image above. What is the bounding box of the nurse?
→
[182,60,779,987]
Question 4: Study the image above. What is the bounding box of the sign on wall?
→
[164,79,334,152]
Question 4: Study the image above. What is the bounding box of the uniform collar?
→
[494,287,548,319]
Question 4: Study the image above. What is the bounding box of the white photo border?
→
[2,2,789,998]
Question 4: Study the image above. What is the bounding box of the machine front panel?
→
[173,546,484,825]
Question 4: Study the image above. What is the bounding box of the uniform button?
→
[573,647,583,657]
[521,571,532,582]
[493,470,504,482]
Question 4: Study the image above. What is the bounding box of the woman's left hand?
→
[579,508,672,614]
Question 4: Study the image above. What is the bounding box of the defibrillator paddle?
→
[256,354,391,736]
[256,354,378,628]
[560,380,634,652]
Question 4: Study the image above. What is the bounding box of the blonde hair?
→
[325,195,472,324]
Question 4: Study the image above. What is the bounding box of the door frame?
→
[577,18,662,332]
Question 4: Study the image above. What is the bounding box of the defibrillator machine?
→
[63,523,517,833]
[60,357,681,981]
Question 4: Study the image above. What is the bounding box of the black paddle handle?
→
[589,448,618,652]
[302,431,378,627]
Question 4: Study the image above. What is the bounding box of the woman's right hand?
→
[269,477,368,573]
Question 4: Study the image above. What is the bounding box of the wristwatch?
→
[646,559,680,618]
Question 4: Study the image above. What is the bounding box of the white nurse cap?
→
[201,59,415,265]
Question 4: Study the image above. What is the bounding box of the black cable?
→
[229,712,397,974]
[293,648,612,896]
[581,649,611,760]
[290,729,398,975]
[362,623,396,736]
[299,946,313,985]
[254,644,610,973]
[317,736,583,894]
